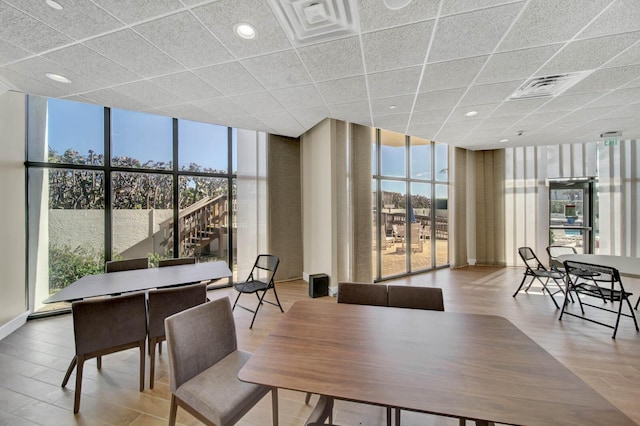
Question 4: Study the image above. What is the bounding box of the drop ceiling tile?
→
[82,88,150,111]
[151,72,221,102]
[474,44,563,85]
[224,115,273,134]
[297,36,364,81]
[414,88,466,111]
[0,39,30,66]
[535,92,606,113]
[437,119,482,133]
[150,103,212,123]
[603,42,640,68]
[509,111,563,128]
[563,65,640,94]
[112,80,182,108]
[362,20,433,73]
[230,92,284,115]
[195,98,249,119]
[134,12,233,68]
[358,0,439,32]
[407,123,444,139]
[242,50,311,89]
[474,114,523,129]
[539,32,640,75]
[579,0,640,39]
[4,56,102,93]
[561,106,622,122]
[316,76,368,104]
[0,2,72,53]
[429,3,522,63]
[44,44,140,86]
[368,66,422,99]
[84,30,183,77]
[459,80,523,106]
[600,103,640,119]
[371,95,415,115]
[0,68,68,98]
[6,0,121,40]
[193,0,291,59]
[374,113,409,133]
[410,108,453,125]
[490,97,548,117]
[271,84,325,110]
[92,0,183,24]
[448,103,500,122]
[441,0,524,15]
[420,56,488,92]
[254,111,304,136]
[288,106,331,129]
[328,101,371,123]
[194,61,264,96]
[498,0,612,51]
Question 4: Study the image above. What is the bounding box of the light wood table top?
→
[43,260,232,303]
[558,254,640,279]
[239,301,636,425]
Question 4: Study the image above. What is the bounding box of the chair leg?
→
[395,407,401,425]
[250,291,268,329]
[387,406,392,426]
[169,394,178,426]
[512,274,530,297]
[61,355,77,387]
[97,355,101,370]
[149,337,157,389]
[625,297,639,331]
[271,285,284,313]
[73,355,85,414]
[272,387,279,426]
[305,392,312,405]
[635,295,639,310]
[139,341,145,391]
[232,290,242,311]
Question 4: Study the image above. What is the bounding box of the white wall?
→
[0,91,27,335]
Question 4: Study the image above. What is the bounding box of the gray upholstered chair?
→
[62,292,147,413]
[105,257,148,273]
[305,395,334,425]
[158,257,196,267]
[165,296,278,426]
[387,285,444,311]
[336,282,387,306]
[147,283,207,389]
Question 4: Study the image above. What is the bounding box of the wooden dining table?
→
[239,300,636,425]
[43,260,232,303]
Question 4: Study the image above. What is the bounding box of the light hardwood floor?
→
[1,266,639,425]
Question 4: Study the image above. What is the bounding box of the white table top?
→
[44,260,232,303]
[557,254,640,279]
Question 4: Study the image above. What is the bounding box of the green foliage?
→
[49,244,104,292]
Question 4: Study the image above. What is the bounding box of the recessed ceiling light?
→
[465,111,478,117]
[383,0,413,10]
[389,105,397,110]
[234,23,256,40]
[46,73,71,84]
[499,139,509,143]
[45,0,63,10]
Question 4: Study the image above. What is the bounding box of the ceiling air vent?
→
[510,71,593,100]
[267,0,360,47]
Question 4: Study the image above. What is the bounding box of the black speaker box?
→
[309,273,329,298]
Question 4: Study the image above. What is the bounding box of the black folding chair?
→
[513,247,565,309]
[232,254,283,329]
[560,260,638,339]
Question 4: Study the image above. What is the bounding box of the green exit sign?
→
[604,137,619,146]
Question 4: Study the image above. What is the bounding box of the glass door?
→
[549,179,596,253]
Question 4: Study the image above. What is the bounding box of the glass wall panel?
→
[372,179,379,279]
[381,180,407,276]
[380,130,406,177]
[435,184,449,267]
[177,176,228,262]
[231,178,237,281]
[30,168,105,312]
[179,119,228,173]
[410,136,431,180]
[111,109,172,170]
[410,182,431,271]
[112,172,173,261]
[435,142,448,181]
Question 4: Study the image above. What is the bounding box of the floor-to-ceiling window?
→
[372,129,449,280]
[26,96,242,314]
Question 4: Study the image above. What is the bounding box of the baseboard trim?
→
[0,311,30,341]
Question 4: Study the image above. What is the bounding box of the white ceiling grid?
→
[0,0,639,150]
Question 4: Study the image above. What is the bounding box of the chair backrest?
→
[337,282,387,306]
[72,292,147,356]
[165,297,237,392]
[546,246,576,270]
[248,254,279,284]
[147,283,207,340]
[387,285,444,311]
[105,257,148,273]
[158,257,196,267]
[563,260,620,287]
[518,247,545,271]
